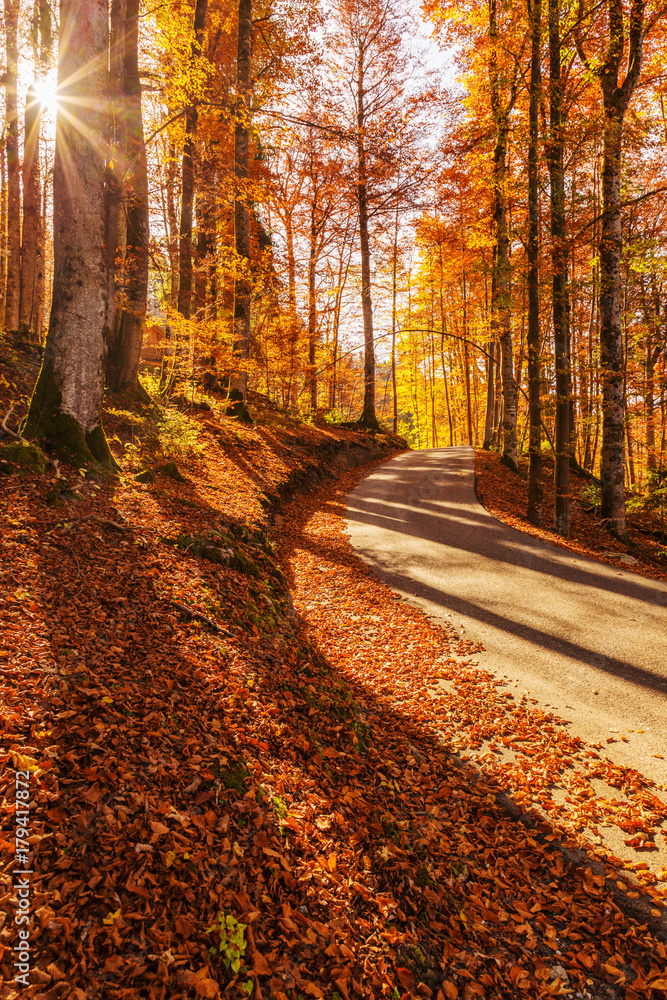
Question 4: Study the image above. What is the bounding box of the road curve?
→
[345,446,667,786]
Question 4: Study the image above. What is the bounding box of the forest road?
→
[345,446,667,787]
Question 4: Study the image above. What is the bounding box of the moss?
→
[158,461,187,482]
[24,362,116,470]
[230,549,261,578]
[0,441,47,474]
[218,760,250,793]
[86,424,118,471]
[135,468,156,484]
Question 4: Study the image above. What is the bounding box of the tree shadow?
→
[4,467,663,998]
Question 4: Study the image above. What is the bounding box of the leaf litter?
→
[0,412,666,999]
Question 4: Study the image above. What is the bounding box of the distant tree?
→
[327,0,417,431]
[20,1,51,343]
[3,0,20,333]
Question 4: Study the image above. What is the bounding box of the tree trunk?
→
[526,0,543,525]
[285,215,297,405]
[3,0,20,333]
[25,0,115,467]
[598,115,627,533]
[356,40,380,430]
[308,202,318,411]
[482,268,494,449]
[228,0,252,417]
[549,0,570,535]
[391,185,400,435]
[107,0,149,394]
[0,137,6,330]
[489,0,518,470]
[177,0,207,320]
[166,140,179,307]
[576,0,645,536]
[19,84,43,342]
[462,271,473,446]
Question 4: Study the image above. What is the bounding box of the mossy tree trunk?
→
[24,0,116,468]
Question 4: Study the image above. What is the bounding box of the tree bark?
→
[3,0,20,333]
[549,0,570,535]
[526,0,543,525]
[483,265,495,449]
[228,0,252,417]
[0,137,6,330]
[489,0,518,470]
[356,39,380,430]
[25,0,115,467]
[177,0,208,320]
[285,214,298,405]
[107,0,149,394]
[308,193,318,411]
[19,84,43,341]
[576,0,645,536]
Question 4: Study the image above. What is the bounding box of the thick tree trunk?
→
[549,0,570,535]
[3,0,20,333]
[107,0,149,394]
[0,138,6,330]
[227,0,252,417]
[489,0,518,470]
[575,0,645,536]
[177,0,208,320]
[356,41,380,431]
[598,117,627,533]
[526,0,543,525]
[25,0,115,467]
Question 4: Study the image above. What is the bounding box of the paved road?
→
[345,446,667,786]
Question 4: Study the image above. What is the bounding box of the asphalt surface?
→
[345,446,667,787]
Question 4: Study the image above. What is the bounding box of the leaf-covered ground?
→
[474,450,667,584]
[1,349,667,999]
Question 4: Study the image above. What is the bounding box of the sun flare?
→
[31,75,59,115]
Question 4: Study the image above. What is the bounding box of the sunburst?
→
[30,74,59,115]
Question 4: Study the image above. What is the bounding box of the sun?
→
[30,74,59,115]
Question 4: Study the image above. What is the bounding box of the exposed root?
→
[169,600,226,634]
[1,404,27,443]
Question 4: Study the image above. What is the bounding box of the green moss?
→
[0,441,47,474]
[218,761,250,793]
[230,549,261,578]
[24,362,116,469]
[135,468,156,484]
[158,461,187,482]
